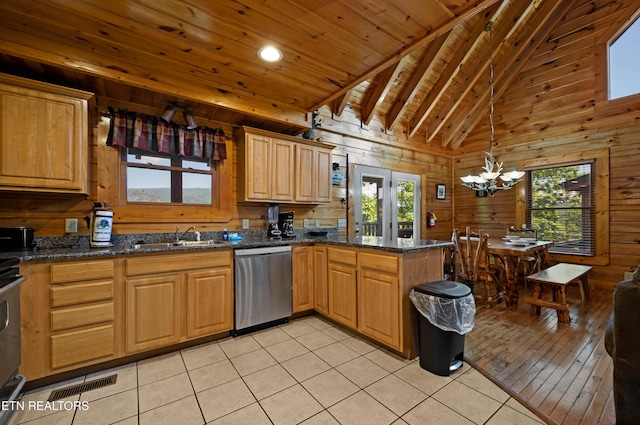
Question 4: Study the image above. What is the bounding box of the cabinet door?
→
[272,139,294,201]
[292,246,314,313]
[185,268,233,338]
[313,246,329,315]
[358,269,400,350]
[126,274,182,353]
[295,144,316,202]
[315,148,332,203]
[0,79,90,194]
[245,134,272,200]
[328,262,357,329]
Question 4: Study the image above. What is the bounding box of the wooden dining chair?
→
[507,227,540,283]
[452,227,506,308]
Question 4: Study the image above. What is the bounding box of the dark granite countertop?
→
[4,233,452,263]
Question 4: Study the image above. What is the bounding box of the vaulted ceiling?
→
[0,1,630,149]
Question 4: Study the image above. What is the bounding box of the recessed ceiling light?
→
[258,46,283,62]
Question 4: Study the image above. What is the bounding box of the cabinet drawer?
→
[50,325,114,370]
[51,260,114,283]
[125,250,232,276]
[51,302,114,332]
[327,247,357,266]
[50,281,114,308]
[359,252,399,274]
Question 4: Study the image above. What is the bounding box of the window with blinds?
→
[525,161,595,256]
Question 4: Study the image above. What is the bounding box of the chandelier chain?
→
[460,21,524,196]
[488,21,495,148]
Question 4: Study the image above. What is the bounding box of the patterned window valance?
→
[106,108,227,161]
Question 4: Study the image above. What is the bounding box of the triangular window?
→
[609,16,640,100]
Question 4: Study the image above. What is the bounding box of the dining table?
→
[487,238,553,309]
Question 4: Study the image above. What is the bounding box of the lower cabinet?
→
[124,250,233,354]
[125,274,183,353]
[358,252,401,351]
[313,246,329,315]
[316,245,443,358]
[185,268,233,338]
[327,247,358,329]
[19,249,233,381]
[47,259,116,374]
[292,246,314,313]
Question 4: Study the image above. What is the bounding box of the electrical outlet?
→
[303,219,309,228]
[337,218,347,228]
[65,218,78,233]
[624,271,633,280]
[315,220,320,228]
[242,219,250,229]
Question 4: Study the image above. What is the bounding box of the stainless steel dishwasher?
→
[232,245,292,335]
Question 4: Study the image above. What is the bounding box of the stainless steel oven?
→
[0,257,26,425]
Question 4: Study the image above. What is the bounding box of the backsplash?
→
[34,228,338,250]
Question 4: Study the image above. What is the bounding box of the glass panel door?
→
[391,172,421,240]
[353,165,391,239]
[353,165,420,241]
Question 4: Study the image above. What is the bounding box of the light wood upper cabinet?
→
[292,245,314,313]
[295,144,332,203]
[236,126,333,204]
[0,73,92,194]
[272,139,295,201]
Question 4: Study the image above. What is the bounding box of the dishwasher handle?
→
[234,245,292,257]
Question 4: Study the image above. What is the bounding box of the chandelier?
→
[460,22,524,197]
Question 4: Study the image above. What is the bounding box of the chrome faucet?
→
[175,225,197,241]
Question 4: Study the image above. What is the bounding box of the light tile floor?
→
[7,316,545,425]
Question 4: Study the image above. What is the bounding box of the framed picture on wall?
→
[436,184,446,200]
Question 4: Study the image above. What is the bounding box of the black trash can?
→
[410,280,475,376]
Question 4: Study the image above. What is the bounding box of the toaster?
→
[0,227,36,251]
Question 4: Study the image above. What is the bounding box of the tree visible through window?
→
[526,163,595,256]
[609,15,640,100]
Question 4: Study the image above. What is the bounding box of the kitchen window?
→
[517,149,609,265]
[123,148,214,205]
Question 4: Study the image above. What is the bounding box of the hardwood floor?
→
[465,283,616,425]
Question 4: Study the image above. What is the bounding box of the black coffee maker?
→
[279,211,295,239]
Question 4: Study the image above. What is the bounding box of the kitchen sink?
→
[129,240,228,250]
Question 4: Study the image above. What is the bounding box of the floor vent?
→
[48,374,117,402]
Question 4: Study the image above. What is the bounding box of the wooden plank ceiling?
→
[0,0,624,148]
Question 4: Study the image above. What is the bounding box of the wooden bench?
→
[525,263,592,323]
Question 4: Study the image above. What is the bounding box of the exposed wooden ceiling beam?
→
[447,0,578,149]
[308,0,503,111]
[406,5,501,137]
[423,0,533,144]
[386,29,453,131]
[332,89,353,116]
[361,61,404,126]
